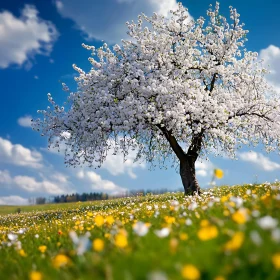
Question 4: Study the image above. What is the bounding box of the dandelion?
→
[232,208,248,224]
[95,215,104,227]
[52,254,71,268]
[272,253,280,270]
[181,264,200,280]
[92,238,104,252]
[214,169,224,179]
[224,232,244,252]
[29,271,42,280]
[19,249,27,257]
[133,221,149,236]
[38,245,47,253]
[106,215,115,225]
[115,233,128,248]
[179,233,188,241]
[169,238,178,253]
[197,222,218,241]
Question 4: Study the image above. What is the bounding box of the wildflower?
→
[164,216,176,225]
[69,231,90,255]
[29,271,42,280]
[169,238,178,253]
[214,169,224,179]
[224,232,244,252]
[179,233,188,241]
[147,271,168,280]
[92,238,104,252]
[95,215,104,227]
[272,228,280,243]
[232,208,248,224]
[52,254,71,268]
[58,230,62,235]
[7,233,18,241]
[19,249,27,257]
[185,218,192,226]
[115,233,128,248]
[154,228,170,238]
[250,231,262,246]
[38,245,47,253]
[257,216,278,230]
[181,264,200,280]
[106,215,114,225]
[197,223,218,241]
[133,221,149,236]
[272,253,280,270]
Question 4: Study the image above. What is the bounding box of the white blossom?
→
[257,216,278,230]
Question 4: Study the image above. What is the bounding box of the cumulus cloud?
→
[18,115,32,128]
[0,196,29,205]
[259,45,280,92]
[0,4,58,69]
[54,0,187,43]
[77,170,127,194]
[0,137,43,168]
[195,159,214,177]
[238,151,280,171]
[0,169,72,195]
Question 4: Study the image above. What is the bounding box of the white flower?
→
[257,216,278,230]
[271,228,280,243]
[133,221,149,236]
[69,231,91,255]
[188,202,198,211]
[185,218,192,226]
[154,228,170,238]
[230,196,243,208]
[250,231,262,246]
[7,233,18,241]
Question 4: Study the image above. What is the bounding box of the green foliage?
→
[0,183,279,279]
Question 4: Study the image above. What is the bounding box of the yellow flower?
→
[164,216,176,224]
[38,245,47,253]
[29,271,42,280]
[179,233,189,241]
[52,254,71,268]
[272,253,280,270]
[19,249,27,257]
[224,232,244,252]
[232,209,248,224]
[169,238,178,253]
[106,215,115,225]
[214,169,224,179]
[115,233,128,248]
[198,225,218,241]
[181,264,200,280]
[95,215,104,227]
[93,238,104,252]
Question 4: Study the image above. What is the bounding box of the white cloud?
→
[18,115,32,128]
[0,169,71,195]
[102,150,145,178]
[259,45,280,92]
[238,151,280,171]
[0,196,29,205]
[54,0,186,43]
[77,170,127,194]
[0,137,43,168]
[195,159,214,177]
[0,4,58,69]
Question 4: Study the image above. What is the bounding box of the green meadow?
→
[0,183,280,280]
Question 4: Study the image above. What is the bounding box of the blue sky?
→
[0,0,280,205]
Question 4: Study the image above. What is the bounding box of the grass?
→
[0,183,279,280]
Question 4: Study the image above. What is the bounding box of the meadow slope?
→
[0,183,280,280]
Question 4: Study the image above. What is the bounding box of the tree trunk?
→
[180,155,200,195]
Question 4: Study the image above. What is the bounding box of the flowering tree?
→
[33,3,280,195]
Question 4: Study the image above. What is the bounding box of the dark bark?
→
[180,155,200,195]
[156,124,203,195]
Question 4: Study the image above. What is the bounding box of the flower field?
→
[0,183,280,280]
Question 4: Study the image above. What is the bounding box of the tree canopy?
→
[33,2,280,194]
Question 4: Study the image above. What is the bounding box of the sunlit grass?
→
[0,182,279,279]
